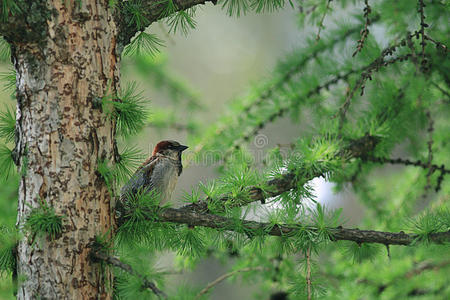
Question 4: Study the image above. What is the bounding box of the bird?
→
[118,140,188,211]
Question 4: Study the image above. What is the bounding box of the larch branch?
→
[117,0,216,46]
[154,207,450,246]
[92,250,168,299]
[194,266,264,299]
[181,135,449,213]
[306,247,312,300]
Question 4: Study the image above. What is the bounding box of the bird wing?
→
[120,155,160,200]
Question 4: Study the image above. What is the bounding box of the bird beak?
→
[177,145,188,152]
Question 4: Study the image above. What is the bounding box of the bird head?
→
[152,140,188,160]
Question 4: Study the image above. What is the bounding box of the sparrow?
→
[119,140,188,209]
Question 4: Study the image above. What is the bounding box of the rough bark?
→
[9,1,119,299]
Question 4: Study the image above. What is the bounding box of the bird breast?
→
[151,158,179,205]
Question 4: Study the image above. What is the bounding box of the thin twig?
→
[299,4,318,16]
[194,267,264,299]
[435,170,446,192]
[92,251,168,299]
[431,82,450,98]
[158,22,176,45]
[406,32,420,73]
[369,154,450,192]
[230,67,367,157]
[417,0,427,60]
[336,32,417,130]
[358,259,450,293]
[353,0,371,56]
[118,0,216,45]
[423,34,448,52]
[241,15,381,116]
[405,260,450,278]
[363,156,449,175]
[337,53,410,133]
[425,110,434,192]
[385,244,391,261]
[306,247,312,300]
[316,0,333,41]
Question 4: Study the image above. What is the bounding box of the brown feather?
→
[120,140,186,208]
[139,155,157,171]
[152,140,173,156]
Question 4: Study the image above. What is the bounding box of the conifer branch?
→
[406,33,420,72]
[364,154,449,193]
[315,0,333,41]
[192,17,381,157]
[337,51,410,133]
[423,34,448,52]
[117,0,215,46]
[431,82,450,98]
[417,0,427,62]
[424,110,434,192]
[155,207,450,246]
[92,250,167,299]
[359,259,450,294]
[231,45,409,155]
[352,0,371,56]
[306,247,312,300]
[181,171,299,212]
[362,156,450,175]
[404,260,450,278]
[228,67,365,156]
[194,266,264,299]
[242,23,366,114]
[336,30,427,132]
[436,170,446,192]
[185,134,450,213]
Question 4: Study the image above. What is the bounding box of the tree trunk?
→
[11,1,119,298]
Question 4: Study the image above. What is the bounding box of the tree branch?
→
[229,67,366,156]
[92,250,167,299]
[352,0,371,56]
[358,259,450,295]
[191,16,381,158]
[417,0,427,62]
[315,0,333,41]
[183,134,381,212]
[182,131,449,214]
[117,0,216,46]
[156,207,450,246]
[306,247,312,300]
[405,260,450,278]
[363,156,449,174]
[194,266,264,299]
